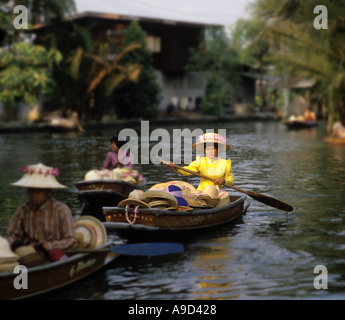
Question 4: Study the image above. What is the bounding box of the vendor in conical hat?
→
[5,163,77,255]
[166,133,234,191]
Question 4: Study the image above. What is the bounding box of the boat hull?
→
[103,195,248,238]
[0,243,118,300]
[325,136,345,145]
[284,121,317,130]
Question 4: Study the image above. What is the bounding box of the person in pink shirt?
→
[103,136,134,170]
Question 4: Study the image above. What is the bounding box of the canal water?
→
[1,120,345,300]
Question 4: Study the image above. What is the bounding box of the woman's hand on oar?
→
[161,160,293,212]
[164,161,176,171]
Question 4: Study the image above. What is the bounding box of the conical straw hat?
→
[11,163,67,189]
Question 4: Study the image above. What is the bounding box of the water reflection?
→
[1,121,345,299]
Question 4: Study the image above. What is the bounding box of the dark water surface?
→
[1,120,345,300]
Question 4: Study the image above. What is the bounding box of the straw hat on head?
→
[74,216,107,249]
[193,133,230,151]
[11,163,67,189]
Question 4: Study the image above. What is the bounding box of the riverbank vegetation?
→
[0,0,344,128]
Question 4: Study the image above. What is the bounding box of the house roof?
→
[31,11,220,30]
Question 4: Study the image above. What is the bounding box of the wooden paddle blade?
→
[111,243,184,256]
[247,192,294,212]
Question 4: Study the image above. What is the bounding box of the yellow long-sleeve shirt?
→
[176,156,234,191]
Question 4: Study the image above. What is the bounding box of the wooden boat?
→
[325,136,345,145]
[45,114,83,133]
[284,120,317,130]
[103,194,249,238]
[75,178,146,221]
[0,242,118,300]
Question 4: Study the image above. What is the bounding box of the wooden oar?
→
[66,242,184,256]
[161,160,294,212]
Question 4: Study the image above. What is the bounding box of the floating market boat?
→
[283,120,317,130]
[103,194,249,238]
[75,178,146,221]
[325,136,345,145]
[0,242,118,300]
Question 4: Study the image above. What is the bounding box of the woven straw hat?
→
[139,190,178,208]
[164,185,189,207]
[149,181,197,193]
[84,169,101,181]
[109,168,122,180]
[15,245,48,267]
[202,185,220,199]
[0,236,19,264]
[0,262,19,273]
[15,245,35,257]
[74,216,107,249]
[128,189,145,199]
[192,133,230,151]
[118,198,149,208]
[11,163,67,189]
[181,189,209,208]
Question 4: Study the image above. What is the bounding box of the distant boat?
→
[283,120,317,130]
[45,113,83,132]
[325,136,345,145]
[75,178,146,221]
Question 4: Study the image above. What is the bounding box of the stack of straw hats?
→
[15,245,48,267]
[138,190,179,210]
[0,237,19,273]
[118,180,231,212]
[119,188,180,210]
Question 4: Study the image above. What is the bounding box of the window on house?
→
[146,36,161,53]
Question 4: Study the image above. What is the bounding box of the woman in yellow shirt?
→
[166,133,234,191]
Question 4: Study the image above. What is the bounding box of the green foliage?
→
[0,42,62,108]
[111,21,161,119]
[186,26,241,115]
[251,0,345,124]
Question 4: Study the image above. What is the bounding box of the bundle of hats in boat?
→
[0,236,50,271]
[84,167,143,184]
[118,180,230,211]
